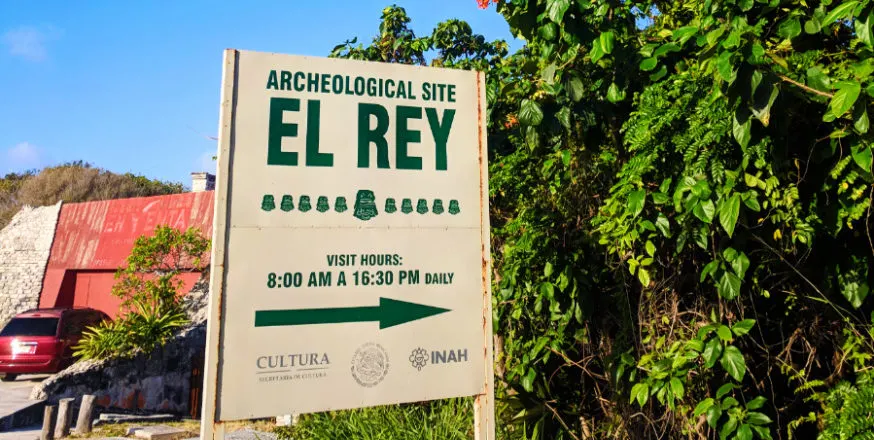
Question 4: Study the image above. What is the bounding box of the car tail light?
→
[11,340,37,355]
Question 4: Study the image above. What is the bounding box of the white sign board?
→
[201,49,493,437]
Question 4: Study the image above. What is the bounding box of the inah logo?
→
[350,342,389,387]
[409,348,428,371]
[408,348,469,371]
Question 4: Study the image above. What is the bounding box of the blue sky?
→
[0,1,520,187]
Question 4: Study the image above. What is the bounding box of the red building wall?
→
[39,192,214,318]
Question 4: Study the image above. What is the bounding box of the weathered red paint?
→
[39,192,214,317]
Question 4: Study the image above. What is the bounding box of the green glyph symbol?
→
[299,196,312,212]
[449,200,460,215]
[280,195,294,212]
[261,195,276,212]
[335,197,348,213]
[385,198,398,213]
[316,196,330,212]
[354,190,379,221]
[432,199,444,214]
[401,199,413,214]
[416,199,429,214]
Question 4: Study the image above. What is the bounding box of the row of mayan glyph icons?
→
[260,190,460,221]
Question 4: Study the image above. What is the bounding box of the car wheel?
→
[1,374,17,382]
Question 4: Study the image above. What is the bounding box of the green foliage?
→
[329,2,874,438]
[74,226,209,361]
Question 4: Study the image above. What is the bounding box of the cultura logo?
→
[409,347,428,371]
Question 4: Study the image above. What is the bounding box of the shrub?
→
[74,226,209,361]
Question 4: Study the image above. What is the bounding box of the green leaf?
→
[706,27,726,47]
[733,111,752,148]
[645,240,656,257]
[519,99,544,126]
[739,0,754,12]
[649,65,668,81]
[824,1,859,24]
[706,405,722,428]
[638,268,651,287]
[777,17,802,39]
[807,66,831,93]
[751,426,773,440]
[538,22,558,41]
[701,260,719,282]
[720,415,738,439]
[732,319,756,336]
[731,252,751,279]
[736,424,753,440]
[522,368,536,392]
[852,143,873,172]
[746,396,767,410]
[717,383,737,399]
[640,57,658,71]
[703,338,723,368]
[694,398,716,417]
[669,377,685,398]
[717,51,733,82]
[746,412,773,426]
[599,31,615,54]
[722,397,739,409]
[717,325,733,341]
[805,16,823,34]
[545,0,571,23]
[673,26,699,43]
[541,63,557,84]
[654,43,681,57]
[590,42,605,63]
[544,262,554,277]
[556,106,571,129]
[854,104,870,133]
[630,382,649,406]
[694,199,716,223]
[628,190,646,217]
[607,82,625,103]
[855,9,874,47]
[718,272,742,300]
[829,81,862,118]
[656,214,671,237]
[721,345,747,381]
[719,194,741,237]
[566,75,584,102]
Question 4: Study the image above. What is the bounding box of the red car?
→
[0,308,110,381]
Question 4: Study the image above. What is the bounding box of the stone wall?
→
[31,281,209,416]
[0,202,62,328]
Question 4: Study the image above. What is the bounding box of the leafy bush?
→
[74,226,209,361]
[333,2,874,438]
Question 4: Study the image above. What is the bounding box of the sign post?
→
[201,49,493,439]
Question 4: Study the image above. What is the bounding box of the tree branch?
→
[777,74,834,99]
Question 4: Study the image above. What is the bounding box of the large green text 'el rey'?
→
[265,79,457,170]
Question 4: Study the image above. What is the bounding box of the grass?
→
[63,418,276,439]
[276,398,475,440]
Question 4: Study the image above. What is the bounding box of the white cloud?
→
[2,25,60,62]
[3,142,44,173]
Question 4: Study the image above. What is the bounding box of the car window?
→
[0,318,60,337]
[62,313,89,336]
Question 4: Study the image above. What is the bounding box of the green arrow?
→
[254,297,451,329]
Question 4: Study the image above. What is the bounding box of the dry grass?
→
[62,418,276,439]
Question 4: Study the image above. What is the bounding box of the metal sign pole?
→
[200,48,238,440]
[473,70,496,440]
